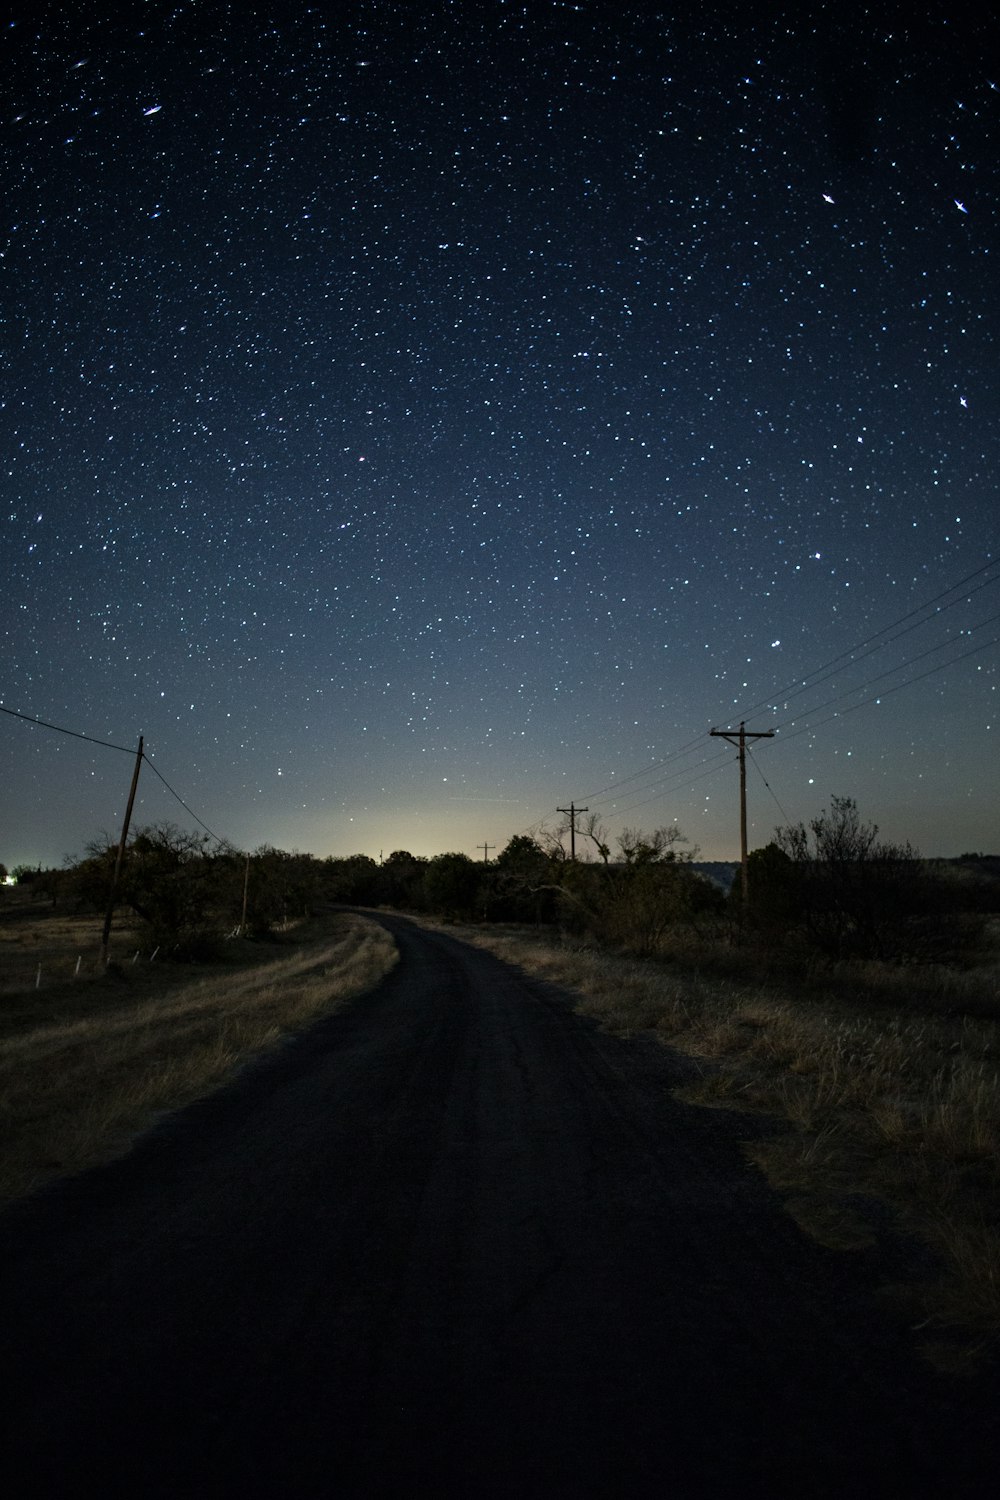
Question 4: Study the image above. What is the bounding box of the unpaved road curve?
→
[0,914,996,1497]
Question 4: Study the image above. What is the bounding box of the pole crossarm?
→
[709,725,776,751]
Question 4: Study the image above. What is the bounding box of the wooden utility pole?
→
[709,722,775,905]
[556,802,588,861]
[477,842,495,864]
[240,851,251,934]
[101,734,144,966]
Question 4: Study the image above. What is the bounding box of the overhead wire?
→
[731,611,999,841]
[0,700,233,848]
[8,554,995,856]
[584,752,735,824]
[514,740,735,838]
[583,738,730,809]
[585,746,733,818]
[771,627,999,747]
[537,554,999,832]
[768,606,1000,738]
[0,702,137,755]
[732,554,999,728]
[574,728,710,802]
[506,595,998,843]
[139,753,230,846]
[746,745,792,825]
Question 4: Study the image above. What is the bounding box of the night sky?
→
[3,2,998,871]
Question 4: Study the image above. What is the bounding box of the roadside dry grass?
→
[0,902,132,996]
[442,920,1000,1369]
[0,910,397,1207]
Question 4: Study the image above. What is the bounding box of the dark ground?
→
[0,913,996,1498]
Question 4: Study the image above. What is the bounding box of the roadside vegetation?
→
[0,906,397,1207]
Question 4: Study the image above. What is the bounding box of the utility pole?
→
[101,734,144,966]
[239,851,251,934]
[477,842,495,864]
[709,722,775,906]
[556,802,588,861]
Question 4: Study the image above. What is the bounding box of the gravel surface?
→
[0,913,996,1497]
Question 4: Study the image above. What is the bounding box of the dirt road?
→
[0,915,995,1496]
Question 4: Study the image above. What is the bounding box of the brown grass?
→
[0,910,397,1207]
[0,902,136,997]
[437,920,1000,1369]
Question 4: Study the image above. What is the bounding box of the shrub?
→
[754,798,943,961]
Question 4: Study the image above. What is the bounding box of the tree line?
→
[4,797,997,966]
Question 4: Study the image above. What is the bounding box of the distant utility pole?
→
[556,802,588,861]
[101,734,144,966]
[239,852,251,934]
[709,722,775,906]
[477,842,495,864]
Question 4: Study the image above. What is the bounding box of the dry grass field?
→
[0,901,398,1207]
[439,919,1000,1370]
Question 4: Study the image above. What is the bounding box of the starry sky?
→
[2,1,998,870]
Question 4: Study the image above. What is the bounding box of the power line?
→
[1,700,232,847]
[612,602,987,839]
[734,554,999,727]
[771,607,1000,737]
[542,555,1000,826]
[0,702,136,754]
[575,729,710,802]
[739,569,1000,728]
[745,745,792,825]
[140,753,229,846]
[772,628,999,747]
[514,558,999,844]
[590,753,734,822]
[587,746,733,818]
[536,558,995,834]
[557,619,995,837]
[531,741,749,830]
